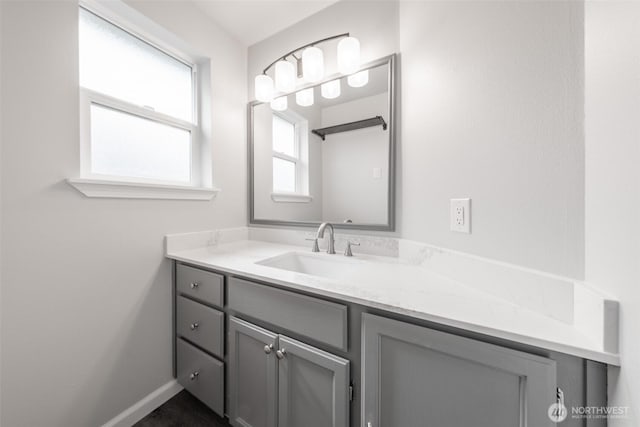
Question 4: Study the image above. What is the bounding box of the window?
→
[76,5,210,193]
[272,115,298,193]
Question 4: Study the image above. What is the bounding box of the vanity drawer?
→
[177,338,224,416]
[228,277,348,351]
[177,296,224,358]
[176,264,224,308]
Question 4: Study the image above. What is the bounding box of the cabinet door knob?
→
[264,344,274,354]
[276,348,287,359]
[189,371,200,380]
[189,322,200,331]
[190,282,199,289]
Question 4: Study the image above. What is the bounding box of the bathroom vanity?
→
[167,235,615,427]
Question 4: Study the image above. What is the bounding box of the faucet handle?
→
[305,238,320,253]
[344,241,360,257]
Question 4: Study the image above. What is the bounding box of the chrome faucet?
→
[316,222,336,254]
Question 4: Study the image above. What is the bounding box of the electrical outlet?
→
[450,198,471,233]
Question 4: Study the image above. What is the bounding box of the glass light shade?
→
[321,79,341,99]
[302,47,324,82]
[270,96,288,111]
[255,74,274,102]
[337,37,361,74]
[296,88,314,107]
[275,60,296,93]
[348,70,369,88]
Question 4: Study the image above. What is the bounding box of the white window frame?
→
[69,0,218,200]
[271,111,312,203]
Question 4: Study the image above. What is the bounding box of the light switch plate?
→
[450,198,471,233]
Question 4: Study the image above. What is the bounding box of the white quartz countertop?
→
[167,239,620,365]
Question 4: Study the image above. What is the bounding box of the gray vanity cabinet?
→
[228,316,350,427]
[361,313,557,427]
[174,263,606,427]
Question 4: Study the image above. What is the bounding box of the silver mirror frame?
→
[248,53,397,232]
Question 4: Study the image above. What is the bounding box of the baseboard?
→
[101,380,183,427]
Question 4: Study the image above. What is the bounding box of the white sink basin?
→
[256,251,359,280]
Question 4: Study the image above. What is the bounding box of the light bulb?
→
[347,70,369,88]
[321,79,341,99]
[296,88,314,107]
[270,96,288,111]
[337,37,360,74]
[302,46,324,82]
[255,74,274,102]
[275,60,296,93]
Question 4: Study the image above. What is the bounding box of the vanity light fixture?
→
[270,96,288,111]
[321,79,341,99]
[254,33,361,105]
[348,69,369,88]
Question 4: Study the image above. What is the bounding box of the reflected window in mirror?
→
[272,112,309,196]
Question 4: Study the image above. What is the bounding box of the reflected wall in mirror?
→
[249,55,396,231]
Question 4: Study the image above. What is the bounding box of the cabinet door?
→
[362,314,557,427]
[228,317,278,427]
[277,335,350,427]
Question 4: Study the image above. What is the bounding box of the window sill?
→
[271,193,313,203]
[67,178,220,200]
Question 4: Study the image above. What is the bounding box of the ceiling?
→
[193,0,340,46]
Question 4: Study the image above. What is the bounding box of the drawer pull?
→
[276,348,287,360]
[189,371,200,380]
[264,344,274,354]
[190,322,200,331]
[190,282,200,289]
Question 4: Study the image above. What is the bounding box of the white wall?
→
[0,1,246,426]
[399,1,585,278]
[585,2,640,425]
[321,93,389,224]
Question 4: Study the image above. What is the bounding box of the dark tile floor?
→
[134,391,231,427]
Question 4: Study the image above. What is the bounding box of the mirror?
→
[249,55,395,231]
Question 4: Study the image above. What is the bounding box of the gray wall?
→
[248,1,585,278]
[0,1,246,426]
[585,3,640,426]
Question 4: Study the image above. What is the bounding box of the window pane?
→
[273,116,296,157]
[90,104,191,183]
[79,8,193,122]
[273,157,296,193]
